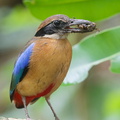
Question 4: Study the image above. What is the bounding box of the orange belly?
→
[14,37,72,108]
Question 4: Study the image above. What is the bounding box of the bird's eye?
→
[53,20,61,26]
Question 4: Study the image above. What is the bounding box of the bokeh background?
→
[1,0,120,120]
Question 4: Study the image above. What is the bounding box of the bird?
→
[10,14,96,120]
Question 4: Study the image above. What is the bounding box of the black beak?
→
[65,19,96,33]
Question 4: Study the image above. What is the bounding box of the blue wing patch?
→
[10,43,35,98]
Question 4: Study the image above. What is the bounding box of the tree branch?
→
[0,117,30,120]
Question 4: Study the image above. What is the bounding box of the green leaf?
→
[1,6,40,33]
[0,6,40,50]
[110,56,120,73]
[103,90,120,116]
[24,0,120,21]
[64,26,120,84]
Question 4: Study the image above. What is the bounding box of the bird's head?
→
[35,14,96,39]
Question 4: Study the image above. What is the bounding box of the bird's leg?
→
[45,97,60,120]
[22,96,31,120]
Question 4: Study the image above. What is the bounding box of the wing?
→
[10,42,35,101]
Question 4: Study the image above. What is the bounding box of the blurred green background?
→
[1,0,120,120]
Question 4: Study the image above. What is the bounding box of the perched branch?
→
[0,117,29,120]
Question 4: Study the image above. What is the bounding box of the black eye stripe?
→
[53,20,61,26]
[35,20,67,37]
[52,20,67,27]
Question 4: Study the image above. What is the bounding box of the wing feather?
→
[10,43,35,100]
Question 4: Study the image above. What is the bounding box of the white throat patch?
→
[43,33,68,39]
